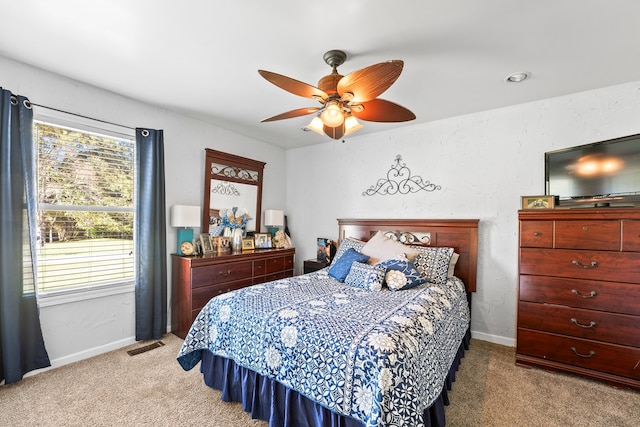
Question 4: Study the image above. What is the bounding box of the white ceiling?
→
[1,1,639,149]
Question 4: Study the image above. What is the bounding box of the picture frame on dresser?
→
[521,195,556,209]
[254,233,272,249]
[215,236,231,254]
[200,233,213,254]
[242,237,255,251]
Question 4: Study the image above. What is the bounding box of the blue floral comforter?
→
[177,268,470,427]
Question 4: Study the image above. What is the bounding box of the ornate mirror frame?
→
[202,149,266,233]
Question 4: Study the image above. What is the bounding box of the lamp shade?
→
[170,205,201,228]
[320,100,345,127]
[264,209,284,227]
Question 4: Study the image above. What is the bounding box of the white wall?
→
[286,80,640,346]
[1,55,287,368]
[4,51,640,366]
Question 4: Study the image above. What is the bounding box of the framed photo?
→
[254,233,272,249]
[242,237,255,251]
[214,236,231,254]
[317,238,337,263]
[521,195,556,209]
[200,233,214,254]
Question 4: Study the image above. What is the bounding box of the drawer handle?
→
[533,231,541,236]
[219,269,232,277]
[570,318,597,329]
[571,347,596,358]
[572,260,598,269]
[571,289,597,298]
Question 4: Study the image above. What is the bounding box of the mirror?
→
[202,149,265,234]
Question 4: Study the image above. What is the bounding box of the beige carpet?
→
[1,334,638,426]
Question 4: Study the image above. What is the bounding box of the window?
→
[33,115,135,295]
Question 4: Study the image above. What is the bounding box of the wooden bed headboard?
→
[338,218,479,292]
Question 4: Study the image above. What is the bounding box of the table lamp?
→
[170,205,201,255]
[264,209,284,237]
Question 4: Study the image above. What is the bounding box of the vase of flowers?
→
[219,207,251,252]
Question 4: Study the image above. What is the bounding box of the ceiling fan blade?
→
[323,123,345,140]
[337,60,404,103]
[350,99,416,122]
[258,70,328,100]
[261,107,320,122]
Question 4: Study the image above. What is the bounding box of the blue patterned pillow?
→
[344,262,385,291]
[377,255,426,291]
[328,248,370,282]
[412,246,454,284]
[330,237,365,267]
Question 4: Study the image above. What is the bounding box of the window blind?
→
[34,121,135,293]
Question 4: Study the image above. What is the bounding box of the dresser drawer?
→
[517,329,640,380]
[520,248,640,284]
[191,277,253,312]
[253,259,266,276]
[265,255,294,274]
[622,220,640,252]
[255,268,294,285]
[520,221,553,248]
[265,256,284,273]
[519,275,640,315]
[518,301,640,347]
[191,261,253,287]
[555,220,620,250]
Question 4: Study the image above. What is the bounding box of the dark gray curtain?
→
[135,128,167,340]
[0,88,50,384]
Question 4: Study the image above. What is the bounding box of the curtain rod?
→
[31,103,136,131]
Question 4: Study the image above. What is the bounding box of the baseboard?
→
[471,330,515,347]
[24,336,137,378]
[25,323,176,379]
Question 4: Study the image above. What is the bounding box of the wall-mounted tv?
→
[545,134,640,207]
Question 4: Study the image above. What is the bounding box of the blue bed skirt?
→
[198,328,471,427]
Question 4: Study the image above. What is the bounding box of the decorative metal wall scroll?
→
[362,155,442,196]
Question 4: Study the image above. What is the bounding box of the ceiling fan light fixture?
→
[344,115,363,135]
[306,116,325,135]
[258,49,415,140]
[320,100,345,127]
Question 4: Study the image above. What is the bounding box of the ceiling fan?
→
[258,50,416,140]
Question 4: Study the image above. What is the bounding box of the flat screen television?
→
[545,134,640,207]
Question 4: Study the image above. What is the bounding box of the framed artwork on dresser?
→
[214,236,231,254]
[254,233,272,249]
[242,237,255,250]
[200,233,213,254]
[521,195,556,209]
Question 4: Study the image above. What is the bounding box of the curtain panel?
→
[134,128,167,340]
[0,87,50,384]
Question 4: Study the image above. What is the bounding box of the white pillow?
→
[448,252,460,278]
[361,231,419,265]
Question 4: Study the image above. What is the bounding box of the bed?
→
[177,218,479,427]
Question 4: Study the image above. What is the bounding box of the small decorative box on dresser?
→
[517,208,640,390]
[172,248,295,339]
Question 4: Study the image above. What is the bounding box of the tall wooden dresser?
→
[517,208,640,390]
[171,248,295,339]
